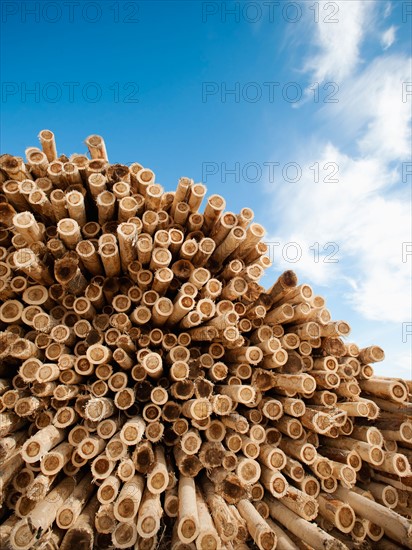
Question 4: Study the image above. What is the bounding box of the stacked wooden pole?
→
[0,131,411,550]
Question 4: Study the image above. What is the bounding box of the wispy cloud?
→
[383,2,392,19]
[269,143,411,323]
[325,54,411,161]
[269,2,412,327]
[303,0,374,82]
[381,25,397,50]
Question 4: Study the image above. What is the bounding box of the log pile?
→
[0,131,411,550]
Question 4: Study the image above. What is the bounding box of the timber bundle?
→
[0,131,411,550]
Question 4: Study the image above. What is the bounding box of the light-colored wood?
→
[266,497,347,550]
[259,444,287,471]
[10,477,76,549]
[113,521,138,549]
[278,438,317,465]
[13,212,44,244]
[60,495,100,550]
[265,518,299,550]
[165,485,179,518]
[13,248,54,285]
[236,456,261,484]
[21,425,65,463]
[2,131,412,550]
[178,476,200,543]
[202,478,238,542]
[318,493,355,533]
[136,488,163,538]
[113,474,144,522]
[77,435,106,460]
[56,471,94,529]
[260,465,288,498]
[85,134,108,161]
[320,436,384,466]
[334,486,412,547]
[237,499,277,550]
[278,486,318,521]
[38,130,57,161]
[366,481,399,509]
[359,378,407,403]
[40,441,73,474]
[195,488,221,550]
[147,445,169,493]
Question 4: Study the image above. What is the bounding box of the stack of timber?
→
[0,131,411,550]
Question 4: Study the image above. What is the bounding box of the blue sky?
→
[1,0,411,377]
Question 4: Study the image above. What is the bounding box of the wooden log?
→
[77,435,106,460]
[0,429,26,462]
[13,212,44,244]
[265,518,299,550]
[266,497,347,550]
[318,493,355,533]
[135,488,162,539]
[237,499,277,550]
[60,495,100,550]
[147,445,169,493]
[66,190,86,226]
[85,135,108,161]
[112,521,138,549]
[40,441,73,475]
[38,130,57,161]
[112,474,144,522]
[358,346,385,364]
[259,444,287,471]
[3,131,412,550]
[334,486,412,548]
[364,481,399,509]
[375,451,411,477]
[194,487,221,549]
[260,465,288,497]
[56,472,94,529]
[0,454,24,508]
[319,446,362,471]
[91,451,116,479]
[21,425,65,463]
[202,478,238,542]
[278,438,317,465]
[319,437,384,466]
[359,378,407,403]
[177,476,200,543]
[236,456,261,484]
[97,475,121,505]
[10,477,76,550]
[13,248,53,285]
[278,486,319,521]
[95,502,116,534]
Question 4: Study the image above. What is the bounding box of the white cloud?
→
[303,1,374,82]
[383,2,392,19]
[269,47,411,323]
[267,0,411,377]
[269,143,411,323]
[319,55,411,162]
[381,26,397,50]
[265,230,341,287]
[344,197,411,322]
[356,57,410,160]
